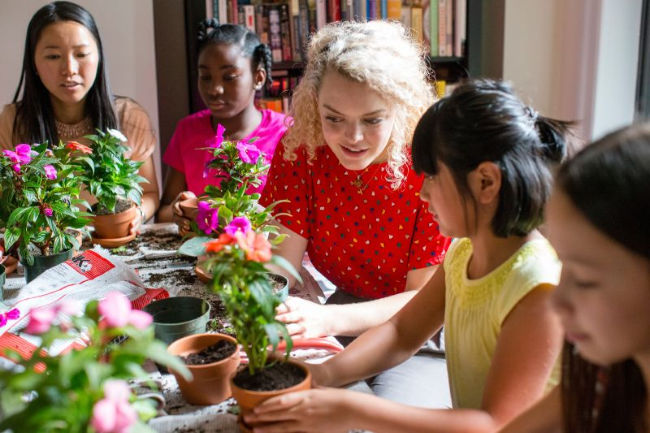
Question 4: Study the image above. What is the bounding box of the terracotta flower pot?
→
[231,359,311,433]
[167,333,240,406]
[92,203,137,240]
[178,197,199,221]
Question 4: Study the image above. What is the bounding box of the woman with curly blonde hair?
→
[260,20,451,408]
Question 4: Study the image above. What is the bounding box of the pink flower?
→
[43,164,57,180]
[224,216,252,237]
[235,230,273,263]
[11,164,21,174]
[91,380,137,433]
[42,206,53,217]
[98,291,153,330]
[127,309,153,330]
[25,305,58,334]
[98,292,131,328]
[3,144,36,166]
[196,201,219,235]
[236,141,262,164]
[206,123,226,149]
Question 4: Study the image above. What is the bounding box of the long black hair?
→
[196,18,273,89]
[557,123,650,433]
[12,1,117,145]
[412,79,572,237]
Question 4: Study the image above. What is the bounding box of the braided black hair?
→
[197,19,273,89]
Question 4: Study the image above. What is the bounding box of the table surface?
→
[3,223,336,433]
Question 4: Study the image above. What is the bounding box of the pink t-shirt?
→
[163,109,289,195]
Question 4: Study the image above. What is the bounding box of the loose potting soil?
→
[233,362,306,392]
[181,340,237,365]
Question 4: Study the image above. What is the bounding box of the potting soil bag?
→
[0,247,169,369]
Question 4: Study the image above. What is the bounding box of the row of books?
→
[204,0,467,62]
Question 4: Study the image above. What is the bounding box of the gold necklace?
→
[351,164,384,194]
[55,117,93,139]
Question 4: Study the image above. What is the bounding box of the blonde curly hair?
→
[283,20,434,187]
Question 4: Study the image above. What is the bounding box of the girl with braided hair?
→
[158,19,287,229]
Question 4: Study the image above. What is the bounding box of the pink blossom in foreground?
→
[98,291,153,330]
[42,207,53,217]
[24,305,58,334]
[91,380,137,433]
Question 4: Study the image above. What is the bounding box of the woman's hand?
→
[276,296,333,339]
[243,388,354,433]
[171,191,197,236]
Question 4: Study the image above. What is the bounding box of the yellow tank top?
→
[443,237,561,409]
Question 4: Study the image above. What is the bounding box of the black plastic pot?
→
[21,249,73,283]
[143,296,211,345]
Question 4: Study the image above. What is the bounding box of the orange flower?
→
[204,233,235,253]
[236,230,272,263]
[66,141,92,154]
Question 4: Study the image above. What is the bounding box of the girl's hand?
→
[243,388,353,433]
[276,296,332,339]
[171,191,197,236]
[129,206,144,236]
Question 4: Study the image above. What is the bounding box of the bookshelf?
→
[182,0,480,113]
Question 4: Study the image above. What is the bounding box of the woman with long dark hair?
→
[500,123,650,432]
[0,1,159,237]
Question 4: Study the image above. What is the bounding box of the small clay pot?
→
[178,197,199,220]
[231,359,311,433]
[92,203,137,240]
[167,333,240,406]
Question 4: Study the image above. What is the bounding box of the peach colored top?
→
[0,96,155,162]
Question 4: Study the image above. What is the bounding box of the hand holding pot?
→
[171,191,197,236]
[276,296,332,339]
[128,206,144,236]
[243,387,355,433]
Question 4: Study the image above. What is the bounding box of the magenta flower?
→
[0,308,20,327]
[25,305,58,334]
[206,123,226,149]
[4,144,35,165]
[42,206,53,217]
[44,164,57,180]
[236,141,262,164]
[224,216,252,236]
[11,164,21,174]
[91,380,137,433]
[196,200,219,235]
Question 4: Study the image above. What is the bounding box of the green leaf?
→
[270,255,302,284]
[177,236,211,257]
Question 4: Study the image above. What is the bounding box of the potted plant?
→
[166,332,241,406]
[181,217,308,431]
[0,291,190,432]
[73,129,147,246]
[181,124,277,237]
[0,142,90,282]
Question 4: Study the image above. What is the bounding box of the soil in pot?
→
[181,339,237,365]
[233,362,307,392]
[92,198,133,216]
[267,273,288,293]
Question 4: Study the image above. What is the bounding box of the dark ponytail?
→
[412,78,573,237]
[196,19,273,88]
